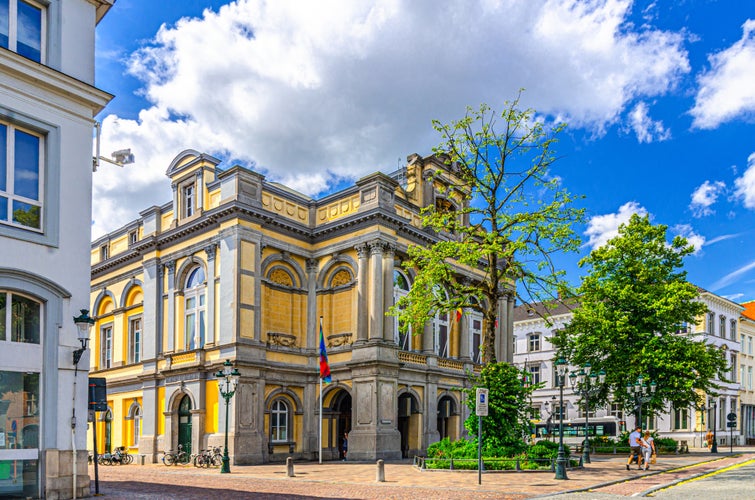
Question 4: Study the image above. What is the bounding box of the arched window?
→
[270,398,290,443]
[393,270,412,350]
[432,288,450,357]
[184,266,206,350]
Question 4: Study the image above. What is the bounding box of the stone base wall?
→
[44,449,90,500]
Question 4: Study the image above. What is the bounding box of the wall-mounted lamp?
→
[73,309,95,368]
[92,122,135,171]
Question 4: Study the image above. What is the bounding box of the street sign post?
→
[727,412,737,453]
[475,388,488,485]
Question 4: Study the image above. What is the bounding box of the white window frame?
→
[183,183,195,218]
[129,404,142,446]
[433,310,449,358]
[270,399,289,443]
[719,315,726,338]
[184,266,206,350]
[128,316,142,364]
[528,333,541,352]
[673,407,689,430]
[528,365,541,385]
[0,290,41,344]
[469,311,483,364]
[0,122,44,233]
[100,324,112,369]
[0,0,46,63]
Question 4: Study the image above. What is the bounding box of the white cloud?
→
[584,201,648,249]
[711,259,755,291]
[93,0,691,238]
[734,152,755,209]
[628,101,671,143]
[672,224,705,255]
[690,19,755,129]
[689,180,726,217]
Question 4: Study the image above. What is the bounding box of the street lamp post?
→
[554,358,569,480]
[626,375,656,430]
[569,363,605,464]
[710,399,718,454]
[215,360,240,473]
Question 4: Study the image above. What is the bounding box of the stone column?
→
[422,321,434,353]
[382,244,395,342]
[306,258,318,349]
[171,183,178,226]
[423,380,440,448]
[356,244,369,343]
[165,260,176,353]
[459,308,470,360]
[196,171,204,211]
[369,242,384,342]
[204,245,216,345]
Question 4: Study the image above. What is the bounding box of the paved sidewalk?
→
[88,450,755,499]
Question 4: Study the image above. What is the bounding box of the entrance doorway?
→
[437,395,455,441]
[333,390,351,460]
[178,395,192,454]
[398,393,418,458]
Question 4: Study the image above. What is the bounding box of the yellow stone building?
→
[87,150,514,463]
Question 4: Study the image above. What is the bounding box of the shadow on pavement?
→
[94,480,329,500]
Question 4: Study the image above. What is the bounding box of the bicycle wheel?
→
[211,453,223,467]
[163,453,175,466]
[124,454,134,465]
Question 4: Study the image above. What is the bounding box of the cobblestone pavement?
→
[88,450,755,499]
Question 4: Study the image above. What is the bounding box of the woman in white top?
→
[641,431,655,470]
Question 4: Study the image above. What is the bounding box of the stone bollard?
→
[286,457,294,477]
[376,459,385,482]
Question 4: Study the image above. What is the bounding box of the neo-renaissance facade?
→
[0,1,114,498]
[87,150,515,464]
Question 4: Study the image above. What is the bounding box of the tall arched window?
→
[184,266,206,350]
[393,270,412,350]
[270,398,290,443]
[432,287,450,357]
[129,404,142,446]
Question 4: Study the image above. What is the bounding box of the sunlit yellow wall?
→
[157,387,166,435]
[205,379,219,434]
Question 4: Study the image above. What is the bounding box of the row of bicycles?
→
[162,444,224,468]
[89,446,133,465]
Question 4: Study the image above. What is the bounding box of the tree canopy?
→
[551,214,728,418]
[464,362,538,451]
[391,94,584,364]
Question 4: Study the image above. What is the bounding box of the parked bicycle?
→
[193,446,223,468]
[162,444,190,465]
[113,446,133,465]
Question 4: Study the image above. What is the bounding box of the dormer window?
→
[183,184,195,218]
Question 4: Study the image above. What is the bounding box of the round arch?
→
[261,252,306,289]
[119,278,144,308]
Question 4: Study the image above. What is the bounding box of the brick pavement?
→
[87,450,755,499]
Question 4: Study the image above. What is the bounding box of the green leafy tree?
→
[552,214,728,419]
[464,362,539,452]
[391,94,584,364]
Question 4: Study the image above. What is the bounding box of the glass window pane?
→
[0,195,7,223]
[11,200,40,229]
[0,1,8,49]
[11,294,39,344]
[0,292,5,341]
[16,1,41,62]
[13,129,40,200]
[0,124,6,192]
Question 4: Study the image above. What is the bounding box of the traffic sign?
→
[726,421,737,428]
[726,412,737,422]
[476,388,489,416]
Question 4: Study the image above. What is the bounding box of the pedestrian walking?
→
[342,432,348,461]
[626,426,643,470]
[706,429,713,450]
[641,431,655,470]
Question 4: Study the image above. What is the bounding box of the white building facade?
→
[0,1,113,498]
[513,289,743,449]
[738,302,755,445]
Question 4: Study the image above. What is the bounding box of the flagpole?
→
[319,374,323,464]
[319,316,323,464]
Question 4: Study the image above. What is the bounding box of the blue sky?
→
[93,0,755,303]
